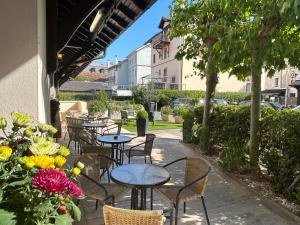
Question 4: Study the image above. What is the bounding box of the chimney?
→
[115,55,119,64]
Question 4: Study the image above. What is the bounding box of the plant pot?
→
[167,115,174,122]
[174,115,184,123]
[136,118,148,136]
[161,114,169,121]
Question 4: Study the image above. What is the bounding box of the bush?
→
[109,101,144,113]
[136,110,148,120]
[174,106,189,116]
[161,106,173,115]
[182,109,196,143]
[59,92,94,101]
[87,91,109,115]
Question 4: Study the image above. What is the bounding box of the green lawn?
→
[114,120,182,132]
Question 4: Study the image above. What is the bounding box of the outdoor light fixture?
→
[90,10,104,33]
[57,53,63,60]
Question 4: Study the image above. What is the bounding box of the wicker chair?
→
[155,157,211,225]
[124,134,156,164]
[103,205,164,225]
[102,124,122,136]
[76,155,127,210]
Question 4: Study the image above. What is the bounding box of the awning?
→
[261,88,286,96]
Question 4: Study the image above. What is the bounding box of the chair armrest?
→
[175,167,211,203]
[98,153,121,166]
[102,125,118,135]
[163,157,187,168]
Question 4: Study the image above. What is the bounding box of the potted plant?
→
[161,106,173,121]
[174,106,188,123]
[136,110,148,136]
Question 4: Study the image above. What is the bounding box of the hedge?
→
[59,92,94,101]
[183,105,300,203]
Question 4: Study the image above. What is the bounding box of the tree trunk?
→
[201,49,218,153]
[250,54,261,175]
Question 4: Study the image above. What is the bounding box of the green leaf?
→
[54,215,73,225]
[0,209,17,225]
[70,202,81,221]
[7,177,31,187]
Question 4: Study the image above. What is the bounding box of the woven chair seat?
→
[83,181,128,202]
[103,205,164,225]
[155,185,201,205]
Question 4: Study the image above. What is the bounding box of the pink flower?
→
[32,169,84,198]
[67,181,84,198]
[32,169,70,194]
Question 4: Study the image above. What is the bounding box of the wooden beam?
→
[130,0,147,10]
[110,13,129,28]
[57,0,104,52]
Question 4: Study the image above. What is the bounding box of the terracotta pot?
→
[174,115,184,124]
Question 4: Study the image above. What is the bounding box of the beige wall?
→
[0,0,50,124]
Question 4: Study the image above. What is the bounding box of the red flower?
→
[32,169,83,198]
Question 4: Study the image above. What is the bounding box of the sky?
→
[99,0,172,63]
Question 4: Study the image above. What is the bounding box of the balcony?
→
[152,31,170,49]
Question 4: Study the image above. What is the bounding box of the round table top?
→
[97,135,132,144]
[110,164,170,188]
[83,123,107,128]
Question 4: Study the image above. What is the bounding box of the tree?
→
[222,0,300,174]
[169,0,243,153]
[132,82,158,111]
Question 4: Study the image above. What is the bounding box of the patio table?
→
[83,122,107,134]
[97,135,132,164]
[110,163,170,210]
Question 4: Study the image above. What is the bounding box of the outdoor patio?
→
[60,127,299,225]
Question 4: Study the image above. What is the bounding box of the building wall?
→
[136,44,151,84]
[117,60,129,86]
[0,0,50,124]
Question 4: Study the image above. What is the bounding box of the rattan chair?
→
[102,124,122,136]
[155,157,211,225]
[75,155,127,210]
[103,205,164,225]
[124,134,156,164]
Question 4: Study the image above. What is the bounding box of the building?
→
[150,17,249,92]
[103,60,128,88]
[127,43,151,86]
[0,0,156,125]
[83,61,108,73]
[261,67,299,105]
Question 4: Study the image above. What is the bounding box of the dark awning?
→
[48,0,156,86]
[261,88,286,96]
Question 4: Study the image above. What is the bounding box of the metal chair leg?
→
[201,196,210,225]
[169,208,174,225]
[150,188,153,210]
[95,199,99,210]
[149,156,153,164]
[183,201,186,213]
[144,156,147,163]
[174,206,179,225]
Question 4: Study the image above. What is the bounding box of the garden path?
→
[61,128,300,225]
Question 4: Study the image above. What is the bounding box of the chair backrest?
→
[76,154,100,181]
[144,134,156,155]
[120,110,128,120]
[67,125,83,141]
[79,129,94,145]
[185,157,210,196]
[103,205,164,225]
[66,116,84,126]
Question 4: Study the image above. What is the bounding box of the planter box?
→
[161,114,173,121]
[174,115,184,124]
[136,119,148,136]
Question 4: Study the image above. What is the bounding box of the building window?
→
[171,76,176,83]
[290,93,296,97]
[273,78,279,87]
[153,54,156,64]
[163,68,167,82]
[163,46,169,59]
[158,69,161,76]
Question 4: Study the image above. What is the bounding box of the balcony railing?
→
[152,31,170,49]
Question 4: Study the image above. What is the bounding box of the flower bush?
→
[0,112,84,224]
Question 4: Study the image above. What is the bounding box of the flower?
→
[29,139,60,155]
[11,112,32,127]
[21,156,55,169]
[67,181,84,198]
[32,169,71,194]
[72,168,81,175]
[37,123,57,135]
[76,161,85,170]
[0,117,7,129]
[54,155,67,168]
[23,128,34,137]
[0,146,13,161]
[59,146,70,157]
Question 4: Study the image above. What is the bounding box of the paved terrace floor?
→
[60,128,300,225]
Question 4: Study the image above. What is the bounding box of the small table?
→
[111,164,170,210]
[83,122,107,134]
[97,135,132,164]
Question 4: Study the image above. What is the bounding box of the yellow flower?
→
[54,155,67,168]
[37,123,57,135]
[25,161,35,169]
[76,161,85,170]
[29,139,60,155]
[23,128,34,138]
[11,112,32,127]
[59,146,70,157]
[72,168,81,175]
[21,156,54,169]
[0,117,7,129]
[0,146,13,161]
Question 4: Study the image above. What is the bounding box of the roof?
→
[261,88,286,95]
[59,81,110,92]
[53,0,157,86]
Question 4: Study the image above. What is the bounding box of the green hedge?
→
[183,105,300,203]
[59,92,94,101]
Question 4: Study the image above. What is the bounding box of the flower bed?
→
[0,112,84,224]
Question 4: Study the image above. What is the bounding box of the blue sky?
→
[99,0,172,62]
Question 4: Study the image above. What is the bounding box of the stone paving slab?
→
[60,128,300,225]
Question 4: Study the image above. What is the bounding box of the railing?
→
[152,31,170,49]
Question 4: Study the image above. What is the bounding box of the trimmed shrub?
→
[87,91,109,115]
[59,92,94,101]
[136,110,148,120]
[161,106,173,115]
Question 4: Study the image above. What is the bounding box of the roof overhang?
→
[261,88,286,96]
[48,0,157,87]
